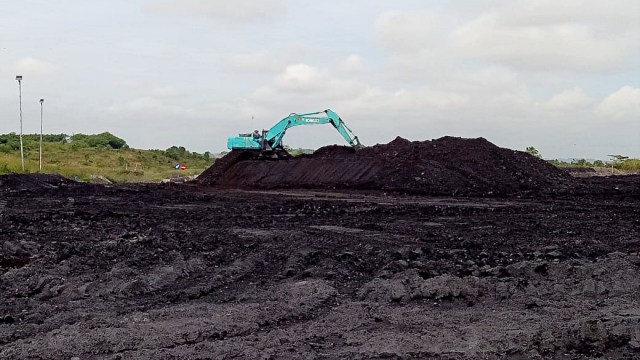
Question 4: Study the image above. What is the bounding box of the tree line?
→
[0,132,127,152]
[0,132,212,162]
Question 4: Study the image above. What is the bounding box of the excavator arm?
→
[227,109,361,153]
[265,109,361,150]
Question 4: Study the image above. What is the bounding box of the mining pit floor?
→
[1,176,639,359]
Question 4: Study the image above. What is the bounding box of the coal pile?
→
[197,136,570,195]
[196,150,256,184]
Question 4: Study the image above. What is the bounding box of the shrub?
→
[71,132,127,149]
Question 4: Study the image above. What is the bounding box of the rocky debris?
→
[566,167,640,177]
[89,174,113,184]
[160,175,197,184]
[1,241,33,269]
[359,271,490,304]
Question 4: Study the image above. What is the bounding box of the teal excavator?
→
[226,109,362,158]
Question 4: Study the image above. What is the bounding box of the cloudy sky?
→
[1,0,638,158]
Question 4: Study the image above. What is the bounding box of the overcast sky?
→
[1,0,638,158]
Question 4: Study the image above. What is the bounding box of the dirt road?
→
[1,176,639,359]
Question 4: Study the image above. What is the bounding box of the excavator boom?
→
[227,109,361,155]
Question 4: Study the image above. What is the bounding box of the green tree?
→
[608,154,629,162]
[165,146,187,160]
[571,159,591,167]
[70,132,127,149]
[608,154,629,171]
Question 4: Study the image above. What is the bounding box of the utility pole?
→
[40,98,44,172]
[16,75,25,172]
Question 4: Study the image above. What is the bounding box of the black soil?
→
[0,172,639,359]
[0,173,72,191]
[197,136,571,196]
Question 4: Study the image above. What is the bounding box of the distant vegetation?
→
[525,146,640,171]
[548,158,640,170]
[0,132,214,182]
[284,145,314,156]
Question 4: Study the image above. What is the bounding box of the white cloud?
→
[496,0,639,30]
[107,96,185,115]
[544,87,592,111]
[260,63,366,102]
[151,86,184,98]
[371,9,456,83]
[597,86,640,119]
[257,63,532,129]
[1,57,58,76]
[445,67,521,93]
[374,10,439,51]
[372,1,639,82]
[338,54,365,74]
[144,0,286,22]
[274,64,325,93]
[272,63,362,96]
[451,15,629,71]
[345,86,468,113]
[223,51,281,73]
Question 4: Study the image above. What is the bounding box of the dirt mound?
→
[311,144,356,158]
[196,150,256,186]
[198,136,570,195]
[0,173,73,192]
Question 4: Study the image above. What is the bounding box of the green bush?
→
[71,141,88,150]
[165,146,187,160]
[70,132,127,149]
[21,134,67,142]
[617,159,640,170]
[0,144,16,153]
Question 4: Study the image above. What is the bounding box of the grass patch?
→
[0,134,213,183]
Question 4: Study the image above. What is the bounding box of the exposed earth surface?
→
[1,136,639,359]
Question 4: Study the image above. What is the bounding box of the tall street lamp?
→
[39,98,44,172]
[16,75,25,172]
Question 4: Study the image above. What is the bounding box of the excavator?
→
[226,109,362,158]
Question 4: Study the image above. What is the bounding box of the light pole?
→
[39,98,44,172]
[16,75,25,172]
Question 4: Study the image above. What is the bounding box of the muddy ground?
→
[1,175,639,359]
